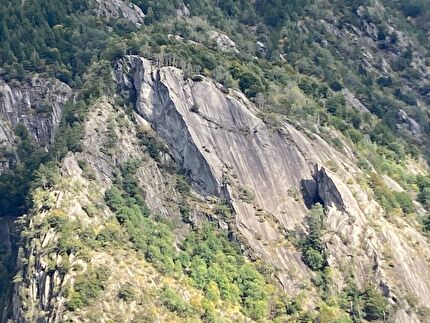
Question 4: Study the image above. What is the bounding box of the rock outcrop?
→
[342,88,371,114]
[115,56,430,319]
[176,2,190,17]
[11,155,100,323]
[0,75,70,319]
[10,99,186,322]
[0,76,72,174]
[0,76,72,145]
[8,56,430,322]
[314,166,430,322]
[397,109,421,137]
[208,30,239,53]
[93,0,145,26]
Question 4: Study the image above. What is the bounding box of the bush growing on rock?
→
[161,286,195,317]
[303,248,325,271]
[363,286,389,320]
[299,204,328,271]
[67,266,110,310]
[118,284,135,302]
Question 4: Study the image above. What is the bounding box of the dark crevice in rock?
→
[301,165,349,211]
[301,165,348,213]
[300,178,325,209]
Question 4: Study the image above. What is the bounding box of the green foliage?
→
[369,124,404,159]
[2,1,427,321]
[51,100,87,159]
[299,204,327,271]
[79,60,115,101]
[160,286,195,317]
[331,137,344,151]
[56,225,85,256]
[176,176,191,195]
[318,302,353,323]
[105,187,126,213]
[130,0,178,24]
[339,281,389,321]
[104,159,293,320]
[180,226,269,320]
[230,62,265,97]
[96,221,127,247]
[345,128,363,144]
[0,0,133,84]
[394,191,415,214]
[68,266,110,310]
[77,160,97,180]
[46,211,69,230]
[0,125,47,217]
[362,286,389,320]
[417,175,430,209]
[118,283,136,302]
[415,175,430,233]
[138,130,167,161]
[303,248,325,271]
[32,163,60,190]
[120,160,144,201]
[368,173,415,215]
[400,2,426,17]
[0,56,114,219]
[423,215,430,233]
[105,164,177,274]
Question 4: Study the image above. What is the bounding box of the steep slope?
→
[0,76,72,173]
[10,98,268,322]
[2,1,430,322]
[116,56,430,320]
[7,56,430,322]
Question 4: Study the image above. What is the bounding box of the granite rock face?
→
[8,56,430,322]
[93,0,145,26]
[342,88,370,114]
[207,30,240,53]
[0,76,71,145]
[0,77,71,315]
[115,59,338,292]
[0,76,72,173]
[115,56,430,318]
[397,109,421,137]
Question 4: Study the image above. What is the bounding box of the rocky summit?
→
[1,1,430,322]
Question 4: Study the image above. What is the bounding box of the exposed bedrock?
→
[115,56,430,315]
[0,76,72,174]
[0,76,72,145]
[92,0,145,27]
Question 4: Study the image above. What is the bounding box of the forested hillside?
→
[1,0,430,322]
